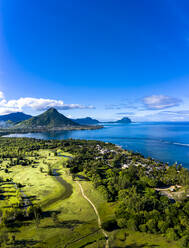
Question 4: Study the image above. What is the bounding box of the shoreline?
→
[0,135,183,169]
[0,124,103,136]
[1,122,189,168]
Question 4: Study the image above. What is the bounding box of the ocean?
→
[5,122,189,168]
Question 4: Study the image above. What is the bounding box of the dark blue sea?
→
[5,122,189,168]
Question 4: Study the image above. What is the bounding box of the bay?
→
[5,122,189,168]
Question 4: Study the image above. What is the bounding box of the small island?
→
[103,117,132,124]
[115,117,132,123]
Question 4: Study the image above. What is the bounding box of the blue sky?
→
[0,0,189,121]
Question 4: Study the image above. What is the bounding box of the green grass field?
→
[0,150,107,247]
[0,149,181,248]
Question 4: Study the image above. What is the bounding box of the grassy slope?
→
[0,149,181,248]
[15,108,79,129]
[0,150,66,206]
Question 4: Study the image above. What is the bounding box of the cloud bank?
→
[116,112,135,115]
[0,94,95,115]
[142,95,182,110]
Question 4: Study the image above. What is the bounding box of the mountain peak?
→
[15,107,79,129]
[116,117,132,123]
[45,107,59,113]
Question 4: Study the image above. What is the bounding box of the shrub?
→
[115,231,127,241]
[117,218,127,228]
[17,183,22,188]
[97,185,109,201]
[146,219,157,234]
[139,224,147,232]
[127,218,138,231]
[180,235,189,248]
[47,165,53,175]
[158,220,169,233]
[166,228,179,241]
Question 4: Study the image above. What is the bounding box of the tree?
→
[52,212,59,226]
[33,206,41,228]
[180,235,189,248]
[47,165,53,175]
[72,173,75,181]
[146,219,157,234]
[117,218,127,228]
[10,235,16,246]
[127,218,138,231]
[158,220,169,233]
[139,224,147,232]
[0,229,9,246]
[97,185,109,201]
[166,228,179,241]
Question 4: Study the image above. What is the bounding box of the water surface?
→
[5,122,189,168]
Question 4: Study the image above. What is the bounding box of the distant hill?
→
[0,112,32,123]
[115,117,132,123]
[72,117,100,125]
[103,117,132,124]
[15,108,79,130]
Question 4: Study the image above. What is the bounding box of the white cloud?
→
[0,107,18,115]
[0,94,95,115]
[161,110,189,116]
[116,112,135,116]
[0,91,4,99]
[143,95,182,110]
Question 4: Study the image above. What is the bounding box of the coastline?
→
[0,124,103,136]
[1,121,189,168]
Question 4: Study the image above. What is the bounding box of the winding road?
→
[76,181,109,248]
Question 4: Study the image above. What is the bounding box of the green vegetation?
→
[0,108,103,136]
[9,108,102,132]
[15,107,79,129]
[0,137,188,247]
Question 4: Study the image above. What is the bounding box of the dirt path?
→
[76,181,109,248]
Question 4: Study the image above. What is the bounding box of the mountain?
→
[0,120,15,128]
[72,117,100,125]
[15,108,79,130]
[115,117,132,123]
[103,117,132,124]
[0,112,32,123]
